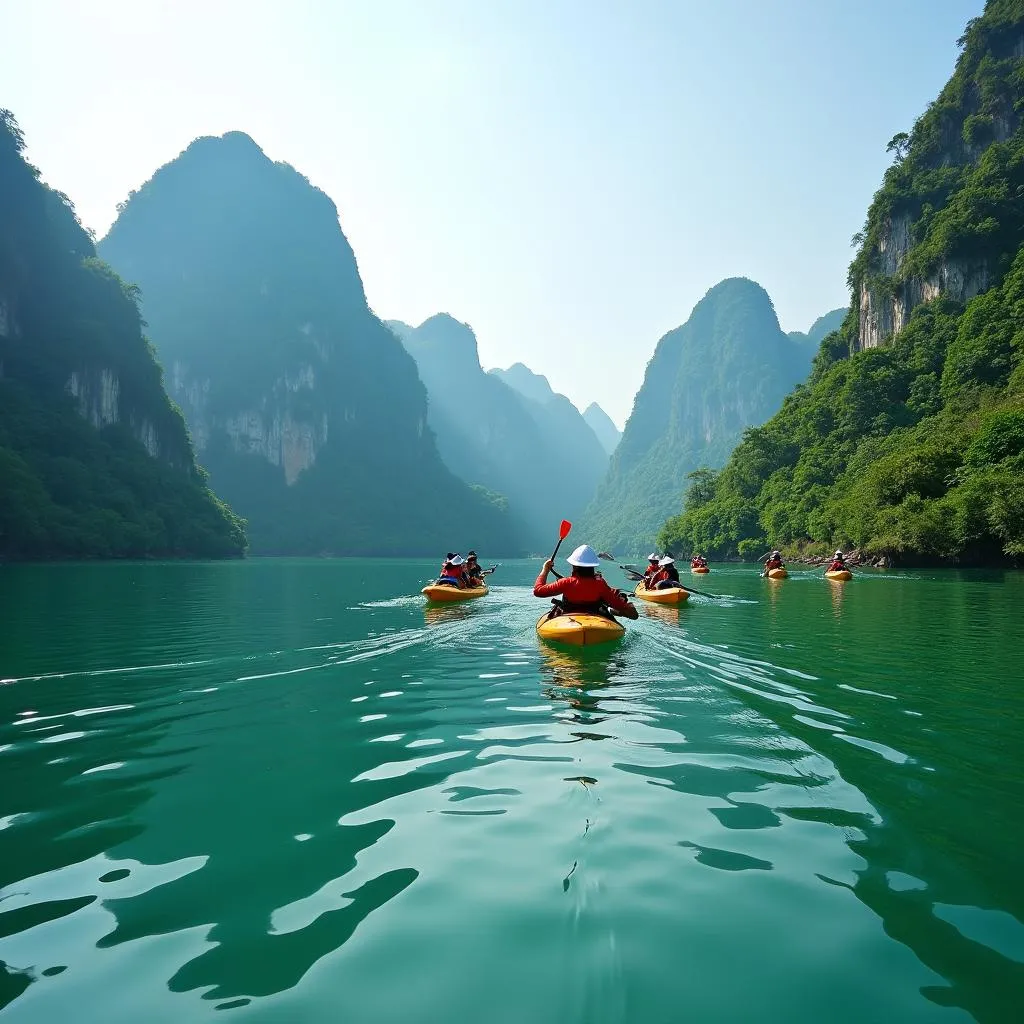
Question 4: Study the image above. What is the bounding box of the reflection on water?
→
[638,603,683,625]
[829,575,847,618]
[0,560,1022,1024]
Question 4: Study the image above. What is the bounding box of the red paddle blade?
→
[559,519,572,539]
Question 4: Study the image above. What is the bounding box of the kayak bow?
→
[422,584,489,602]
[633,583,690,605]
[825,570,852,581]
[765,567,788,580]
[536,611,625,647]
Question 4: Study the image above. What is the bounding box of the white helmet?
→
[566,544,602,568]
[658,556,676,566]
[448,555,464,566]
[834,550,843,558]
[647,552,660,561]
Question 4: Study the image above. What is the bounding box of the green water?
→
[1,559,1023,1023]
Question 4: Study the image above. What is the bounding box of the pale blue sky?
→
[3,0,980,424]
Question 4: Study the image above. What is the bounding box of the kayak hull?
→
[536,611,625,647]
[422,584,488,602]
[825,570,852,581]
[766,568,788,580]
[634,583,689,605]
[691,567,710,574]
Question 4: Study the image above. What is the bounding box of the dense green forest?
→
[0,111,245,560]
[583,278,835,554]
[388,317,606,550]
[100,134,519,555]
[661,0,1024,564]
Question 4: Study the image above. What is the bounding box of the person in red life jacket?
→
[826,550,848,573]
[438,554,468,588]
[534,544,638,619]
[651,555,682,589]
[690,554,708,569]
[642,553,661,588]
[762,550,784,576]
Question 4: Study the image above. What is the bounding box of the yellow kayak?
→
[825,570,852,581]
[633,583,689,605]
[691,566,710,574]
[421,583,488,602]
[536,611,625,647]
[766,567,788,580]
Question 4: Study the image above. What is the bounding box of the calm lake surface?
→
[1,559,1023,1023]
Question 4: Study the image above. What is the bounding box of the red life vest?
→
[533,572,631,612]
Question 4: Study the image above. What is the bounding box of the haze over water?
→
[1,559,1022,1022]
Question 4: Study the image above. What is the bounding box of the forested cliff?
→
[661,0,1024,564]
[100,134,518,555]
[582,278,823,554]
[0,111,245,559]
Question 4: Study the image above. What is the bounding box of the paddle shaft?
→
[612,559,722,599]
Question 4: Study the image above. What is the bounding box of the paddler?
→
[438,554,468,588]
[465,551,494,584]
[534,544,638,619]
[825,550,848,574]
[652,555,681,589]
[691,554,708,569]
[762,550,785,576]
[642,553,661,587]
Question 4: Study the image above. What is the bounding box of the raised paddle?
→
[545,519,572,580]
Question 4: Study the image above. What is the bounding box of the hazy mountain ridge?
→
[583,403,621,456]
[100,134,519,555]
[391,317,606,548]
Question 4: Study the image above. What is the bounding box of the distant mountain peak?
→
[98,138,517,555]
[490,362,557,406]
[582,277,817,552]
[401,314,482,376]
[583,403,621,457]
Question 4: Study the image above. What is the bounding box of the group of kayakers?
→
[436,551,494,589]
[761,549,850,576]
[641,553,682,590]
[690,554,708,570]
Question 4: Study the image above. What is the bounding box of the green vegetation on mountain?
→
[661,1,1024,564]
[100,134,519,556]
[389,319,604,549]
[583,403,621,456]
[0,111,245,560]
[582,278,824,555]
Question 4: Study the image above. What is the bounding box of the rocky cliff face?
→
[100,134,517,554]
[857,214,991,350]
[853,9,1024,351]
